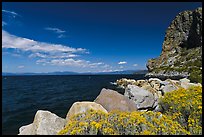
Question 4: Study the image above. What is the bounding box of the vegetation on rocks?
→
[58,109,189,135]
[160,86,202,135]
[58,86,202,135]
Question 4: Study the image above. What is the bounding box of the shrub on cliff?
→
[160,86,202,135]
[58,109,189,135]
[189,69,202,83]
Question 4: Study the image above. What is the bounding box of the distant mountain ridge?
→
[2,70,148,76]
[2,71,78,76]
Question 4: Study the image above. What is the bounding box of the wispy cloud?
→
[45,27,66,33]
[2,21,7,26]
[18,65,24,69]
[45,27,67,38]
[2,9,20,17]
[36,58,108,69]
[2,30,86,54]
[118,61,127,65]
[133,64,138,67]
[29,52,78,59]
[89,62,104,68]
[50,58,89,67]
[2,30,111,70]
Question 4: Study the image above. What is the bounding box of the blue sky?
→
[2,2,202,73]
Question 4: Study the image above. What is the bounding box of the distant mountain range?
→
[2,70,148,76]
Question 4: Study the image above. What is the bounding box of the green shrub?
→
[189,69,202,83]
[160,86,202,135]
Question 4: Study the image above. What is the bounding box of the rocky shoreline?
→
[18,77,201,135]
[145,71,189,80]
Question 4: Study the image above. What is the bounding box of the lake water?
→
[2,74,145,135]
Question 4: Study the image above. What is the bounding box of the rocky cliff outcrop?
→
[146,7,202,83]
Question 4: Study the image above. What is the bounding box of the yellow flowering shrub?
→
[58,109,189,135]
[160,86,202,135]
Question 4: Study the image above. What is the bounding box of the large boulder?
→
[141,84,156,93]
[165,79,181,88]
[160,84,178,94]
[124,85,158,111]
[66,101,108,121]
[18,110,66,135]
[94,88,137,112]
[159,79,181,94]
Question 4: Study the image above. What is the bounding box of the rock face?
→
[19,110,66,135]
[124,85,158,111]
[94,88,137,112]
[146,7,202,83]
[66,101,108,121]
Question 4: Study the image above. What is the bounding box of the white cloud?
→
[29,52,79,59]
[45,27,66,33]
[2,21,7,26]
[18,65,24,69]
[39,58,89,68]
[89,62,104,68]
[2,9,20,17]
[45,27,67,38]
[35,58,110,70]
[36,59,47,64]
[50,58,89,67]
[118,61,127,65]
[133,64,138,67]
[2,30,113,71]
[2,30,87,54]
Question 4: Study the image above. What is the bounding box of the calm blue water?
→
[2,74,145,135]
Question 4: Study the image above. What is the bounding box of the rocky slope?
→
[146,7,202,83]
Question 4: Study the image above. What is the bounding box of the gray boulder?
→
[160,84,178,94]
[18,110,66,135]
[94,88,137,112]
[124,85,158,111]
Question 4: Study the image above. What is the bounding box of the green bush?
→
[189,69,202,83]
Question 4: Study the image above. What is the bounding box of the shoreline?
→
[18,76,202,135]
